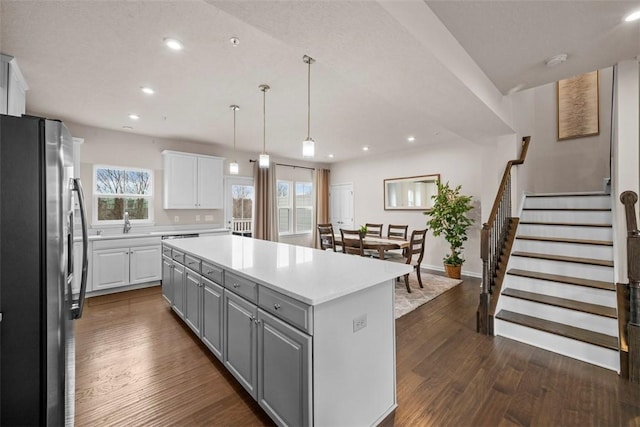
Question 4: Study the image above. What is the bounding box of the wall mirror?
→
[384,174,440,211]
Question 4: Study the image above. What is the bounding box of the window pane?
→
[97,197,149,221]
[95,168,125,194]
[232,184,254,219]
[277,182,291,208]
[279,208,290,233]
[296,182,312,207]
[296,207,312,232]
[124,170,152,195]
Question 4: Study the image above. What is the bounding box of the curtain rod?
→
[249,159,315,171]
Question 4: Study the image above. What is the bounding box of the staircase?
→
[494,193,619,371]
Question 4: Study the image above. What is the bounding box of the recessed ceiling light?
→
[230,37,240,46]
[328,154,334,158]
[362,146,369,151]
[164,37,184,51]
[625,10,640,22]
[141,87,154,95]
[407,136,416,142]
[128,114,140,120]
[545,53,568,67]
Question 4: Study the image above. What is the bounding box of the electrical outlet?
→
[353,314,367,333]
[205,215,213,222]
[174,216,179,223]
[196,215,201,222]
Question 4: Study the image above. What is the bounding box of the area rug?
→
[394,272,463,319]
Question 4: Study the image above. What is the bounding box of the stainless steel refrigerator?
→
[0,114,88,426]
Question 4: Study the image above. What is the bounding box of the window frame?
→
[277,179,313,236]
[92,164,154,225]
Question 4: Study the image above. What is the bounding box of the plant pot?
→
[444,263,461,279]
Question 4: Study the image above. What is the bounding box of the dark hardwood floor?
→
[75,274,640,426]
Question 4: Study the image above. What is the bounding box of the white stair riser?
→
[517,224,612,241]
[524,195,611,210]
[508,256,613,282]
[494,319,619,371]
[505,275,616,308]
[500,296,617,336]
[513,239,613,261]
[521,209,611,224]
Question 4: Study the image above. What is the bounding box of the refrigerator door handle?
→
[71,178,89,319]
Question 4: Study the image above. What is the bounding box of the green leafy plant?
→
[424,181,474,266]
[358,225,368,236]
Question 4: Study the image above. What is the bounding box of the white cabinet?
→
[92,243,161,291]
[163,151,224,209]
[0,54,28,117]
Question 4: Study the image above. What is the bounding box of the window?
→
[278,180,313,235]
[94,165,153,224]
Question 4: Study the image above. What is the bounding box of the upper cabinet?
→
[163,150,224,209]
[0,54,28,116]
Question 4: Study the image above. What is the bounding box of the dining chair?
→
[317,223,337,251]
[340,229,365,256]
[365,223,383,237]
[387,224,408,239]
[389,228,427,293]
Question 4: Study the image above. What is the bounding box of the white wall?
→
[513,67,613,194]
[330,141,487,277]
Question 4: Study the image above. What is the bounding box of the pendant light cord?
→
[263,89,266,153]
[307,58,311,140]
[233,107,237,153]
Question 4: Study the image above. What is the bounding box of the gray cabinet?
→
[258,309,312,427]
[184,268,202,335]
[202,276,224,360]
[161,256,173,304]
[224,289,258,399]
[172,263,185,318]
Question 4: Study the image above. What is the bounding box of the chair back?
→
[317,223,336,251]
[365,223,383,237]
[387,224,408,239]
[405,229,427,265]
[340,229,365,256]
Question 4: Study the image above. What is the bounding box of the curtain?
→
[253,161,279,241]
[314,168,330,248]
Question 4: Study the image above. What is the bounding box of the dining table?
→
[334,233,410,259]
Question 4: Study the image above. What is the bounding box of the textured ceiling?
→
[0,0,637,163]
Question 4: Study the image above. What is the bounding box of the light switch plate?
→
[353,314,367,333]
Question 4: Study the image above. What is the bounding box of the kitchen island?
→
[162,235,412,427]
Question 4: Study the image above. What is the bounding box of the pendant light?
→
[229,104,239,175]
[259,84,270,168]
[302,55,315,158]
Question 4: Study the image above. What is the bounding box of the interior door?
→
[330,183,354,231]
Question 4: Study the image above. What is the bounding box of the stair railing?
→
[620,190,640,380]
[478,136,530,335]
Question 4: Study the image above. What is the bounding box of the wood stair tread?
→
[522,208,611,211]
[501,288,617,318]
[515,235,613,246]
[526,193,608,197]
[507,268,615,291]
[511,251,613,267]
[495,310,618,350]
[519,221,612,228]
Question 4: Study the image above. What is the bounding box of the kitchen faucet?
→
[123,211,132,234]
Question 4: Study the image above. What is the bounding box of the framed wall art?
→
[557,70,599,140]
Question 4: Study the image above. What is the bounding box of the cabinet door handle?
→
[233,283,239,288]
[188,261,196,265]
[273,303,281,310]
[206,270,214,275]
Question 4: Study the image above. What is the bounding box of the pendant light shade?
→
[229,104,239,175]
[259,84,270,168]
[302,55,316,158]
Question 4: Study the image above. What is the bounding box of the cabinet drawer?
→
[172,250,185,264]
[162,246,172,258]
[259,287,312,334]
[184,254,201,272]
[224,271,257,304]
[202,261,223,284]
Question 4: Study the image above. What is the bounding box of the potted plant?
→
[424,181,474,279]
[358,225,368,238]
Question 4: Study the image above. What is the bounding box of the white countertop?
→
[164,235,413,305]
[79,228,229,242]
